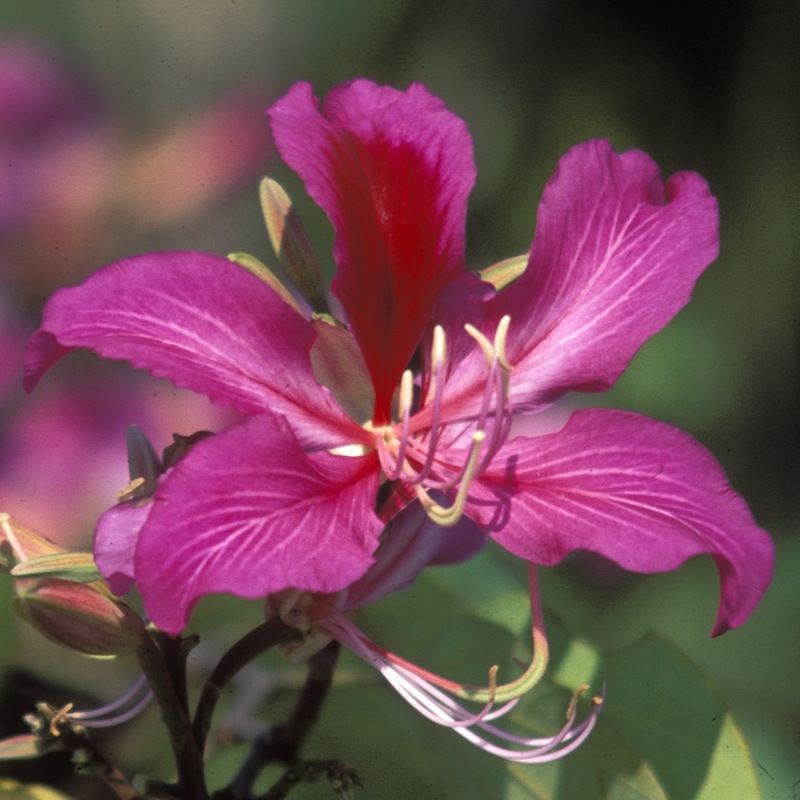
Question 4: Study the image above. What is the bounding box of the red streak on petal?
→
[329,132,464,423]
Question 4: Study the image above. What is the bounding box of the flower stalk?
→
[135,630,209,800]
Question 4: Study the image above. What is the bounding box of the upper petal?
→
[457,141,719,413]
[469,409,773,636]
[135,412,383,635]
[24,251,363,450]
[268,80,475,422]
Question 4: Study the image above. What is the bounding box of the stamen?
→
[381,370,414,481]
[494,315,512,371]
[474,357,513,476]
[416,431,485,527]
[66,673,154,729]
[359,564,549,704]
[398,368,414,419]
[320,594,604,765]
[48,704,73,735]
[427,325,446,400]
[464,323,494,365]
[72,687,154,729]
[116,476,146,503]
[408,327,446,483]
[453,564,549,704]
[70,674,149,720]
[379,327,447,486]
[377,319,513,494]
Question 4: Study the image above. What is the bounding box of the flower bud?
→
[13,577,146,658]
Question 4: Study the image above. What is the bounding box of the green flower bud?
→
[13,577,146,658]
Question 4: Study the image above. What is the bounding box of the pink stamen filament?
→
[376,318,515,529]
[68,673,153,729]
[414,431,485,527]
[380,325,446,485]
[344,564,549,703]
[321,612,603,763]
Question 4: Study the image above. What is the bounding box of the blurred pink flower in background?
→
[0,35,272,292]
[0,36,268,547]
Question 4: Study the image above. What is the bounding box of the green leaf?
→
[600,633,761,800]
[10,552,101,583]
[346,546,763,798]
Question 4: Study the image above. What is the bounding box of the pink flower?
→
[24,79,772,642]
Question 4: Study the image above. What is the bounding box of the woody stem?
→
[192,618,302,758]
[135,631,208,800]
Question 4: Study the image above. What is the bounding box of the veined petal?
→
[469,409,773,636]
[456,140,719,413]
[24,251,363,450]
[268,80,475,422]
[135,412,382,635]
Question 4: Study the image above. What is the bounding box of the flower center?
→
[374,316,513,526]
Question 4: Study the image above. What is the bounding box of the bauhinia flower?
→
[24,82,773,749]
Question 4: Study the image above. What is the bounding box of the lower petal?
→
[134,412,382,635]
[469,408,773,636]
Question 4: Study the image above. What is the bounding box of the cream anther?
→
[465,317,513,371]
[432,324,446,369]
[494,315,512,371]
[417,430,485,527]
[329,443,370,457]
[398,369,414,418]
[464,323,494,365]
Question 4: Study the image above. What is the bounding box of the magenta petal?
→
[94,501,151,597]
[479,140,719,412]
[24,251,361,450]
[268,80,475,422]
[471,409,773,635]
[135,413,383,635]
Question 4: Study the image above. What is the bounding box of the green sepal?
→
[227,251,306,316]
[10,552,101,584]
[479,253,527,290]
[125,424,161,494]
[260,177,330,314]
[310,315,374,424]
[1,513,64,569]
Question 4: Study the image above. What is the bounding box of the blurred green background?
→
[0,1,797,798]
